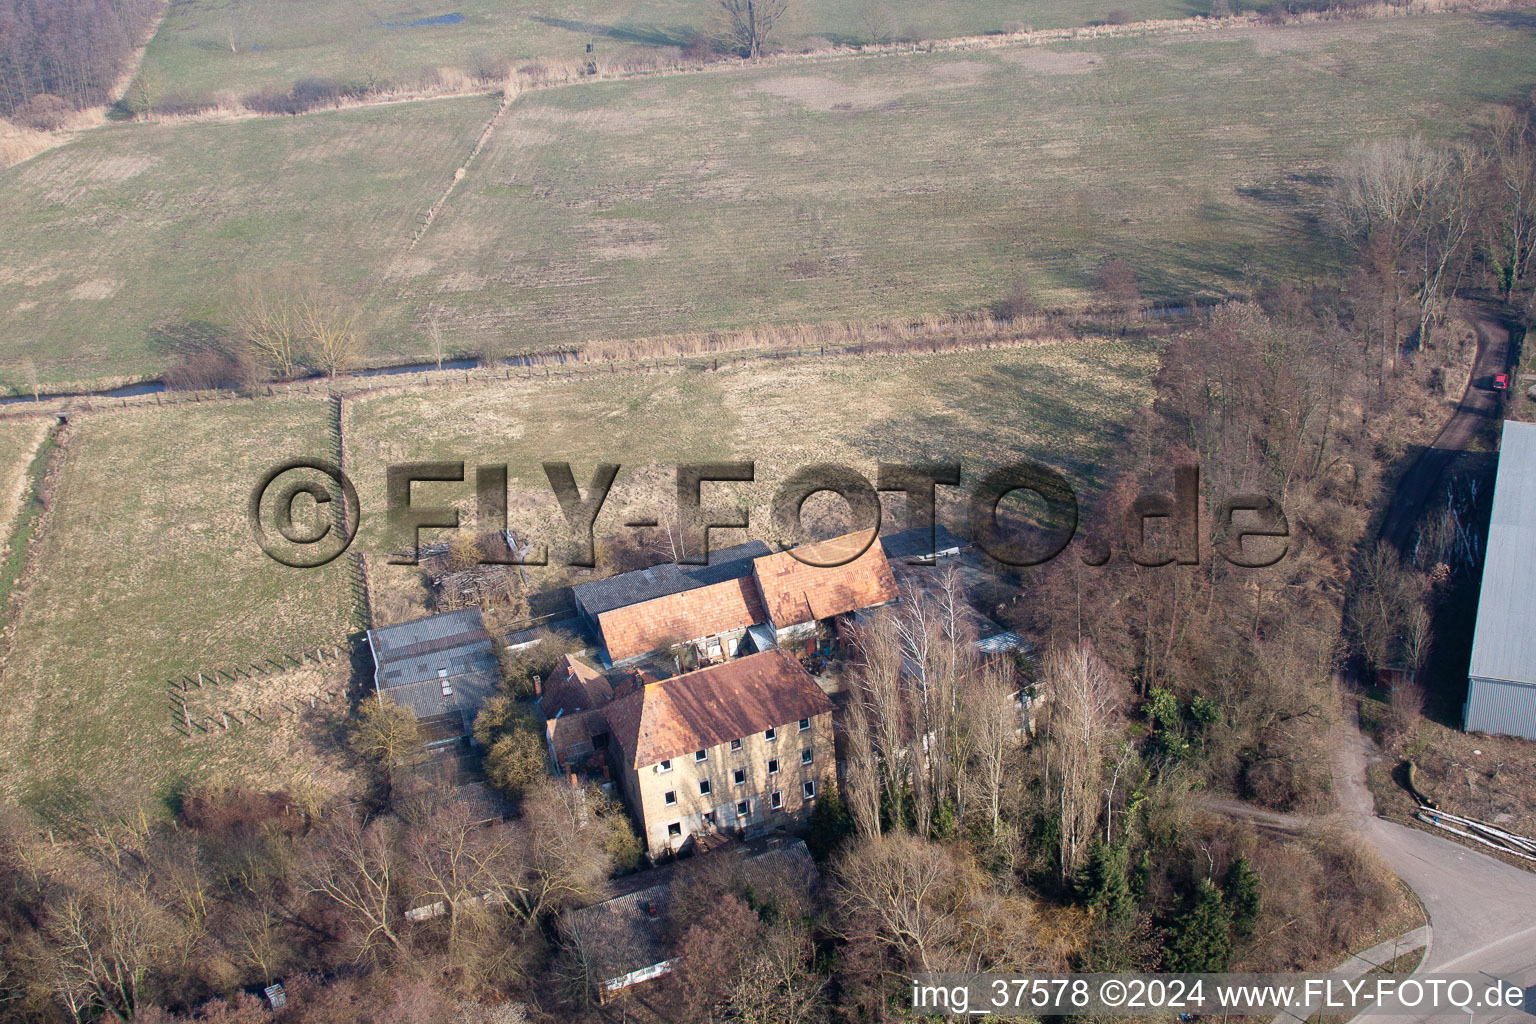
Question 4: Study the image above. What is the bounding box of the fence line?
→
[165,640,356,739]
[1,313,1182,418]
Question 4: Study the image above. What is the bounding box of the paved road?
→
[1220,308,1533,1022]
[1331,718,1536,1024]
[1272,927,1433,1024]
[1380,308,1512,555]
[1211,721,1536,1024]
[1362,308,1536,1022]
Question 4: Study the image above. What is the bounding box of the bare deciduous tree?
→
[842,693,884,840]
[720,0,789,58]
[230,272,367,378]
[1038,643,1119,881]
[857,1,895,45]
[831,833,970,974]
[1329,136,1472,366]
[428,316,448,370]
[296,285,364,377]
[1480,104,1536,303]
[963,659,1018,833]
[40,870,181,1020]
[1349,541,1416,675]
[508,781,632,922]
[229,273,304,379]
[350,696,421,795]
[298,810,405,961]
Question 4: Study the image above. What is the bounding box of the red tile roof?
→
[604,650,835,769]
[752,532,898,628]
[541,655,615,718]
[596,576,767,664]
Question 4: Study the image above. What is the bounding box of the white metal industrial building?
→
[1464,419,1536,739]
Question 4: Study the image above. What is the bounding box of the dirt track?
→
[1379,307,1513,554]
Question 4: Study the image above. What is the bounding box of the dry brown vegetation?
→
[1369,709,1536,840]
[0,115,59,167]
[0,774,632,1020]
[0,417,48,556]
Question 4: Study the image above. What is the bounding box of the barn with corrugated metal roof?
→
[1464,420,1536,739]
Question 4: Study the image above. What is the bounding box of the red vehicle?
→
[1494,372,1510,390]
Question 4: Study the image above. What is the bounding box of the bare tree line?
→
[0,775,633,1022]
[840,569,1025,845]
[0,0,161,125]
[1329,102,1536,382]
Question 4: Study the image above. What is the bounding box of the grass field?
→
[135,0,1202,101]
[0,95,497,390]
[5,14,1535,391]
[0,341,1155,803]
[344,340,1160,612]
[0,419,49,555]
[406,12,1536,349]
[0,418,52,613]
[0,399,357,809]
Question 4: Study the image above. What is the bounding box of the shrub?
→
[683,32,718,63]
[499,628,583,698]
[292,77,343,109]
[242,88,292,115]
[1095,256,1144,316]
[998,275,1036,320]
[485,728,546,799]
[152,90,218,118]
[164,350,235,390]
[243,77,346,115]
[18,93,71,131]
[1106,8,1133,24]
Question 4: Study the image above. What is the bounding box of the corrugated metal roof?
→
[563,838,818,984]
[369,608,488,665]
[563,882,673,983]
[974,631,1029,655]
[572,541,772,616]
[367,608,499,722]
[1468,421,1536,690]
[880,524,966,563]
